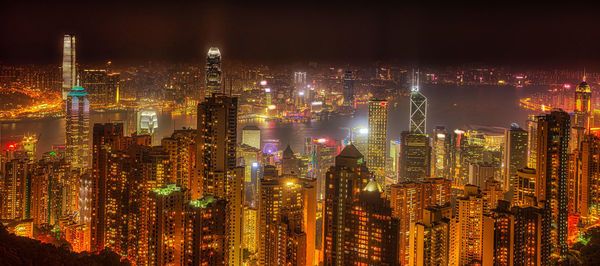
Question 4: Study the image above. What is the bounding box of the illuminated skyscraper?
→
[482,201,543,266]
[512,205,543,265]
[526,115,539,168]
[0,158,28,220]
[91,123,124,252]
[324,144,370,265]
[161,129,197,188]
[293,71,308,107]
[572,80,591,151]
[302,178,317,266]
[536,111,569,263]
[513,167,537,207]
[390,182,424,265]
[21,135,37,163]
[482,178,504,215]
[409,206,450,266]
[450,185,483,265]
[573,134,600,217]
[399,131,430,181]
[342,71,354,106]
[195,94,238,198]
[196,94,243,265]
[242,125,261,150]
[148,184,189,266]
[184,195,228,265]
[62,34,76,100]
[503,124,528,191]
[409,71,427,134]
[66,86,90,170]
[482,201,513,266]
[431,126,449,178]
[351,126,369,155]
[205,47,222,98]
[243,206,257,254]
[136,109,159,136]
[346,181,399,265]
[468,162,493,188]
[367,99,388,184]
[389,139,401,178]
[258,169,306,266]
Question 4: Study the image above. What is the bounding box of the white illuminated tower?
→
[62,34,76,100]
[205,47,222,98]
[66,86,90,169]
[409,70,427,134]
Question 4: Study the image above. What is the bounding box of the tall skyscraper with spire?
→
[409,70,427,134]
[205,47,222,98]
[62,34,76,100]
[65,86,90,169]
[572,79,591,151]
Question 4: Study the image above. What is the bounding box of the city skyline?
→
[5,3,600,265]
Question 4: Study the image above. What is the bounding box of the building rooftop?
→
[189,195,217,208]
[67,86,88,97]
[152,184,181,196]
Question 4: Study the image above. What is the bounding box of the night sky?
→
[1,1,600,67]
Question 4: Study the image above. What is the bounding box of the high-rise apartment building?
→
[324,144,370,265]
[409,206,450,266]
[161,129,197,188]
[367,99,388,184]
[526,115,539,168]
[258,168,306,266]
[66,86,90,170]
[196,93,243,265]
[390,182,424,265]
[195,94,238,198]
[184,195,228,265]
[536,111,570,263]
[450,185,484,265]
[503,124,528,191]
[346,180,399,265]
[148,184,189,266]
[91,123,124,252]
[513,167,537,207]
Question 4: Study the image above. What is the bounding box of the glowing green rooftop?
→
[152,184,181,196]
[68,86,88,97]
[189,195,217,208]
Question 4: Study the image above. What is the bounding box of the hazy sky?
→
[1,1,599,67]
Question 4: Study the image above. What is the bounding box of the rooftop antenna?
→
[583,67,587,82]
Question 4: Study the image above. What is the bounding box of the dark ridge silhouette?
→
[0,223,130,266]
